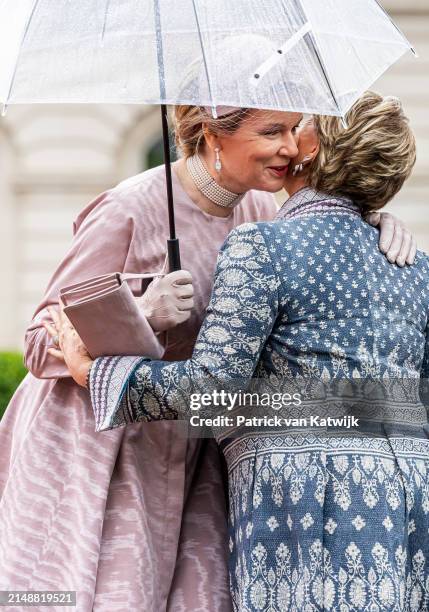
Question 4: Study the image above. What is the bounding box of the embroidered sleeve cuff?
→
[89,355,147,431]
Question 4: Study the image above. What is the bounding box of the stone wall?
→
[374,5,429,251]
[0,105,161,349]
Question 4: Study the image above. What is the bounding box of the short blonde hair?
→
[173,106,249,158]
[309,91,416,212]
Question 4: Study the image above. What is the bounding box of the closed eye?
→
[258,123,285,137]
[260,122,302,137]
[262,129,282,136]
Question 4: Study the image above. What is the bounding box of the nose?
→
[279,131,299,159]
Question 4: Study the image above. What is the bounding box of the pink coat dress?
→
[0,165,277,612]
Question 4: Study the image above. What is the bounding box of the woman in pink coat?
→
[0,105,415,612]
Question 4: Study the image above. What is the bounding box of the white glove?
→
[140,270,194,332]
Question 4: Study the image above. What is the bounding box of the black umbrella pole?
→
[161,104,181,272]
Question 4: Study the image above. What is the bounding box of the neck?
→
[284,175,309,198]
[173,159,233,218]
[199,149,244,195]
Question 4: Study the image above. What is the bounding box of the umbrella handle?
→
[160,105,182,272]
[167,238,181,272]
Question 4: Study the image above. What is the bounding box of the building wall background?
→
[0,2,428,350]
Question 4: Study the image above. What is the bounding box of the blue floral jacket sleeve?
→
[89,223,281,431]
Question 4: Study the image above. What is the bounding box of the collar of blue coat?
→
[276,187,361,220]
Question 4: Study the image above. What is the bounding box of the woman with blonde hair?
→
[56,92,428,610]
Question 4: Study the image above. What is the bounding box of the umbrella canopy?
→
[0,0,415,270]
[0,0,414,117]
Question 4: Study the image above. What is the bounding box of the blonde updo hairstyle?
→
[173,106,249,158]
[308,91,416,212]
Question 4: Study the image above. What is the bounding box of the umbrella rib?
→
[101,0,112,44]
[250,23,311,84]
[373,0,417,56]
[153,0,167,99]
[307,33,343,118]
[190,0,217,116]
[2,0,40,112]
[296,2,343,119]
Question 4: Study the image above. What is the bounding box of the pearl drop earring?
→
[215,148,222,172]
[292,155,311,177]
[292,162,303,177]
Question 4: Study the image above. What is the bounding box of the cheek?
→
[242,154,270,177]
[225,145,270,174]
[223,139,282,179]
[249,142,280,164]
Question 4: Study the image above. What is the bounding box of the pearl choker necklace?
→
[186,154,245,209]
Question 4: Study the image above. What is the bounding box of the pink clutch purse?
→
[59,272,164,359]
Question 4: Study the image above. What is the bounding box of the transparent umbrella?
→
[0,0,415,269]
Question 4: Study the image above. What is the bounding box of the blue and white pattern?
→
[90,189,429,611]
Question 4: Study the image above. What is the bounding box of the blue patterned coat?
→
[89,188,429,611]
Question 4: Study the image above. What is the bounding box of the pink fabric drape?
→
[0,165,277,611]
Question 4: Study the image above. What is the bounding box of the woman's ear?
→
[301,142,319,165]
[312,140,320,160]
[302,142,319,166]
[307,128,320,162]
[202,124,220,152]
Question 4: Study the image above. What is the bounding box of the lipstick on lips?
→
[267,164,289,177]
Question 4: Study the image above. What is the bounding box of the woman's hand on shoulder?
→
[140,270,195,332]
[366,211,417,267]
